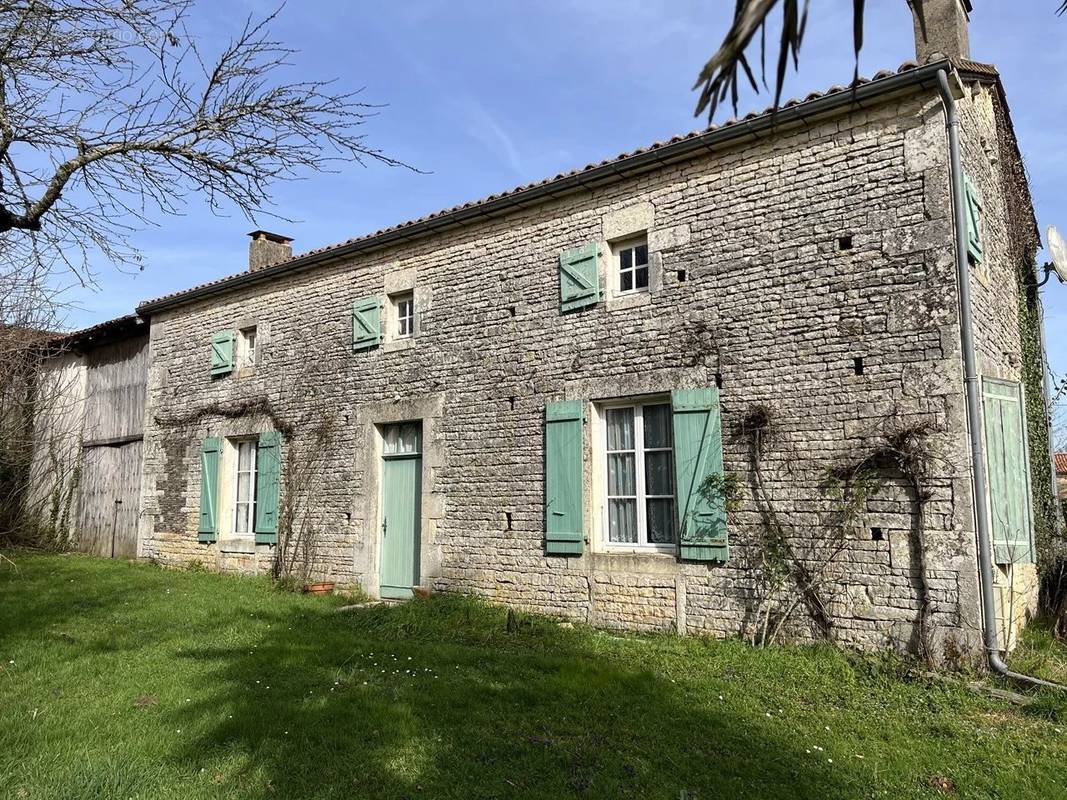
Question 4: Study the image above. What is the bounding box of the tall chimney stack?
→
[909,0,972,63]
[247,230,293,272]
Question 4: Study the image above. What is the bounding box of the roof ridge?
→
[139,58,965,313]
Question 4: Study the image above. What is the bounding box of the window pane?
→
[644,451,673,495]
[608,499,637,543]
[400,424,420,453]
[606,407,634,450]
[635,266,649,289]
[634,244,648,266]
[237,471,251,502]
[608,453,636,496]
[620,271,633,292]
[620,248,632,270]
[643,405,671,449]
[238,442,252,471]
[236,503,249,534]
[646,498,676,544]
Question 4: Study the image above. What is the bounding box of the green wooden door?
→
[982,379,1035,564]
[380,423,422,599]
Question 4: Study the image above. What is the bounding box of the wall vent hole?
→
[677,269,687,282]
[853,357,864,376]
[509,396,516,410]
[714,372,723,389]
[871,527,884,542]
[838,235,853,251]
[508,306,517,317]
[505,512,513,531]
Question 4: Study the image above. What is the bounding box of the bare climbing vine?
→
[735,405,843,646]
[826,421,940,667]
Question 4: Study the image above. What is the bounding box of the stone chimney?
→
[909,0,972,63]
[247,230,293,272]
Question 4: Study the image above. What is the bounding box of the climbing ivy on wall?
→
[1017,253,1059,566]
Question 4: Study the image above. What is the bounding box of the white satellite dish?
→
[1045,225,1067,285]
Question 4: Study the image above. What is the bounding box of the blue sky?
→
[62,1,1067,388]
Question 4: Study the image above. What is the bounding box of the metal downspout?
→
[935,68,1066,692]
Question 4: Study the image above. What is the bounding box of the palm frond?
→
[694,0,1067,122]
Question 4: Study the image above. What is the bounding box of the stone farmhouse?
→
[30,0,1056,664]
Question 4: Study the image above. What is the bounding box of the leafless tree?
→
[0,0,406,290]
[0,1,405,544]
[693,1,1067,120]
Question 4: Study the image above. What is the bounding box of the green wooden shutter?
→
[982,379,1035,564]
[352,296,382,351]
[559,243,600,312]
[210,331,235,376]
[964,174,984,264]
[198,437,220,543]
[545,400,584,555]
[671,388,728,561]
[255,431,281,545]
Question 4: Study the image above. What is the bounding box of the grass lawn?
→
[1,552,1064,800]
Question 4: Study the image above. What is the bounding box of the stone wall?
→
[138,82,1026,661]
[957,79,1042,636]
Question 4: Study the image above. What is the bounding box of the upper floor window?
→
[604,401,675,548]
[615,237,649,295]
[238,326,257,369]
[391,291,415,338]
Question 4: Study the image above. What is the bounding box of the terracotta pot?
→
[413,586,431,599]
[303,581,336,595]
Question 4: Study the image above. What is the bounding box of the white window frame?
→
[390,291,415,339]
[597,398,676,552]
[232,439,258,536]
[613,235,649,296]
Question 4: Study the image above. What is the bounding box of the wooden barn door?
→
[76,441,142,558]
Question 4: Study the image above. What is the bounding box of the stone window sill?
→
[606,291,652,314]
[383,337,416,353]
[218,538,256,554]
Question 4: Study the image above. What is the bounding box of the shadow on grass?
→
[173,596,850,799]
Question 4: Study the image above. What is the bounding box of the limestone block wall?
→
[138,85,1009,661]
[957,79,1042,635]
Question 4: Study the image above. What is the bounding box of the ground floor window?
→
[604,401,675,547]
[233,439,258,535]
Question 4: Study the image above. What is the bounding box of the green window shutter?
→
[254,431,282,545]
[982,379,1035,564]
[964,174,984,264]
[559,243,600,312]
[198,437,220,543]
[210,331,235,376]
[352,296,382,351]
[544,400,584,555]
[671,388,729,562]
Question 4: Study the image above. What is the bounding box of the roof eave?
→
[139,59,965,316]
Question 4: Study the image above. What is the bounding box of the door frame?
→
[377,421,423,599]
[354,395,444,601]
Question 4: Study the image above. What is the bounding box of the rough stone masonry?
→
[134,60,1040,665]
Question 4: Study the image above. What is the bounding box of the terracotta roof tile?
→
[1055,453,1067,474]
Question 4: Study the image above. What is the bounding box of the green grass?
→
[0,552,1064,800]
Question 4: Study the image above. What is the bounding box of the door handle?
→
[382,517,387,536]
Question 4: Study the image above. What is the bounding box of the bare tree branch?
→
[0,0,409,287]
